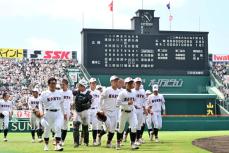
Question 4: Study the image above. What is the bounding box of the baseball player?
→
[144,90,153,140]
[133,77,147,145]
[51,83,62,144]
[72,80,92,147]
[38,77,67,151]
[116,77,139,150]
[98,75,120,148]
[60,79,73,146]
[147,84,166,143]
[0,92,13,142]
[28,88,43,143]
[88,78,102,145]
[116,78,125,131]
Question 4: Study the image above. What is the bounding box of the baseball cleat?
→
[44,145,49,151]
[74,143,79,148]
[38,138,43,143]
[155,138,159,143]
[32,139,35,143]
[106,142,112,148]
[131,144,139,150]
[116,143,121,150]
[55,144,63,151]
[139,138,144,144]
[93,141,98,146]
[135,141,141,146]
[3,138,8,142]
[61,141,65,146]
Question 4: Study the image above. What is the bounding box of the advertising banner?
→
[0,48,23,58]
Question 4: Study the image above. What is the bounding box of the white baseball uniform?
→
[0,99,13,130]
[28,96,41,130]
[61,89,73,130]
[147,94,165,129]
[100,86,120,133]
[39,90,66,138]
[133,88,146,130]
[89,88,102,130]
[116,89,137,133]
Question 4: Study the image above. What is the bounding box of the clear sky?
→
[0,0,228,55]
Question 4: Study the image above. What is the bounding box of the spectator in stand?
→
[0,58,78,110]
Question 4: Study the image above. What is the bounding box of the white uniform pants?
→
[135,108,144,130]
[146,114,153,129]
[152,112,162,129]
[62,113,70,130]
[104,110,117,133]
[30,112,41,130]
[0,112,9,129]
[43,110,63,138]
[118,110,137,133]
[89,108,102,130]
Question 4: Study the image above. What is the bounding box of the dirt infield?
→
[192,136,229,153]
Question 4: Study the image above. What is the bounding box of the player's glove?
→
[33,109,42,118]
[0,113,4,119]
[96,111,107,122]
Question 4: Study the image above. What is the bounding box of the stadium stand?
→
[0,58,78,110]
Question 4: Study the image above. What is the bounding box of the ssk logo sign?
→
[44,51,71,60]
[27,50,72,60]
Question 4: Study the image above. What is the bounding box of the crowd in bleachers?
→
[0,58,78,110]
[212,63,229,99]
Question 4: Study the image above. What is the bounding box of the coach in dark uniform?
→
[73,80,92,147]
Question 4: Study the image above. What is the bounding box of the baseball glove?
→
[96,111,107,122]
[33,108,42,118]
[0,113,4,119]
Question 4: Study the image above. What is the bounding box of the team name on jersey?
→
[31,101,39,105]
[108,94,118,98]
[124,97,135,101]
[0,104,10,108]
[93,94,100,98]
[151,99,163,103]
[47,97,61,102]
[63,96,71,100]
[136,94,144,98]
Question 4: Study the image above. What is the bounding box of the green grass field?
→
[0,131,229,153]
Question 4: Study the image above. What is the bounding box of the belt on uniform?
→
[134,106,142,109]
[91,107,97,109]
[121,109,132,113]
[46,109,59,112]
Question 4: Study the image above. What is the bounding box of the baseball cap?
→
[152,84,159,91]
[145,90,152,95]
[96,85,103,90]
[134,77,142,82]
[89,78,97,83]
[78,80,88,87]
[32,88,39,92]
[124,77,134,83]
[110,75,119,82]
[56,84,61,89]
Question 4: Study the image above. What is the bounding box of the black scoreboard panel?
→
[83,30,209,76]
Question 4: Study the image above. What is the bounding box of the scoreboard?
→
[81,10,209,76]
